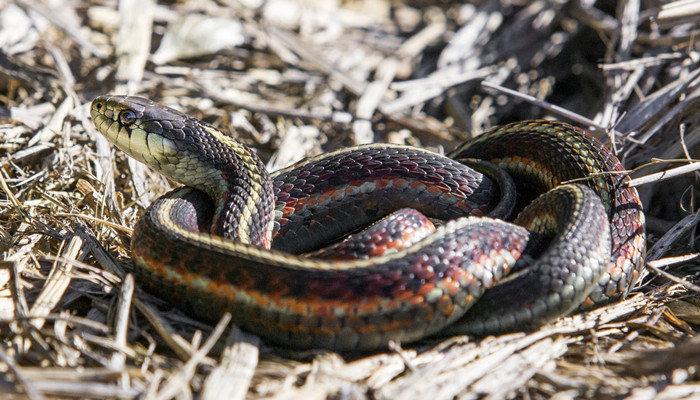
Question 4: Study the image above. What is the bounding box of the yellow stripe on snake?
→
[91,95,645,351]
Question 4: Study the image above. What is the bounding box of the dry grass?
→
[2,0,700,398]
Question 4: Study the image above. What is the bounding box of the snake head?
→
[90,95,276,246]
[91,95,183,169]
[90,95,238,196]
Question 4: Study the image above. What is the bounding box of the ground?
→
[1,0,700,399]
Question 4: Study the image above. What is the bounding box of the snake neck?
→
[167,119,277,248]
[212,161,276,248]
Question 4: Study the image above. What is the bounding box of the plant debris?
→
[2,0,700,399]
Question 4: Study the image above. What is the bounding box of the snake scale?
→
[91,95,646,351]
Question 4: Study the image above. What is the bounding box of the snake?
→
[90,95,646,351]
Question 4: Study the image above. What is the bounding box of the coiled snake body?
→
[91,95,645,351]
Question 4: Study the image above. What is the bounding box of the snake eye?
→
[119,110,136,125]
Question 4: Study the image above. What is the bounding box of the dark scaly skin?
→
[90,95,645,351]
[270,146,509,254]
[132,187,532,350]
[307,208,436,260]
[449,121,646,307]
[446,184,611,336]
